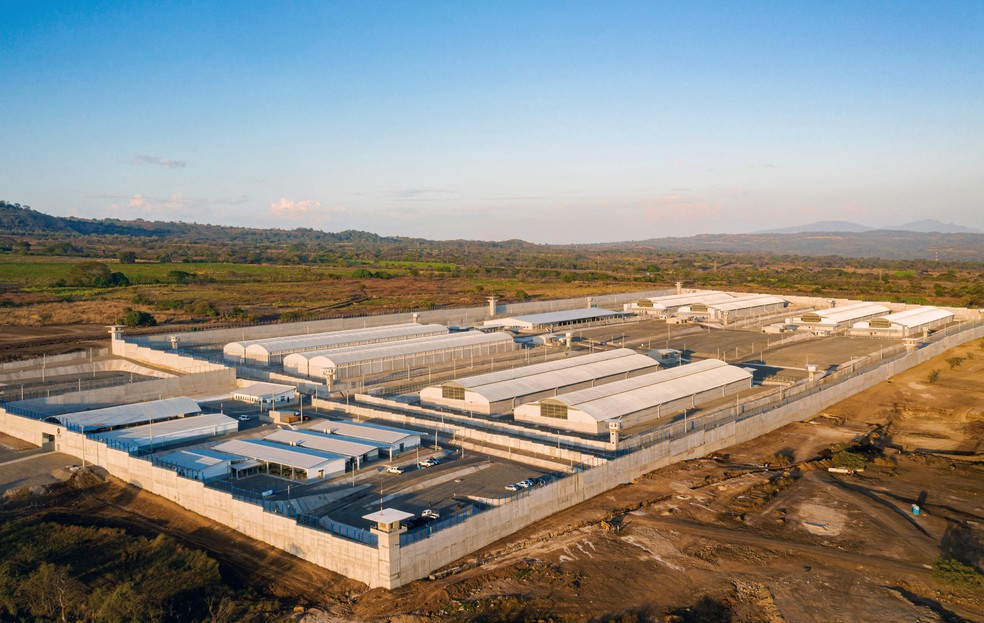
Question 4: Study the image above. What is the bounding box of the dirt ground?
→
[2,341,983,622]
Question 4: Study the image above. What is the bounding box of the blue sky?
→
[1,1,982,242]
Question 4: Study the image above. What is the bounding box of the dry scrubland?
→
[2,342,983,622]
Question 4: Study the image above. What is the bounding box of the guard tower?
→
[487,296,498,317]
[608,420,622,447]
[364,508,414,589]
[107,325,125,356]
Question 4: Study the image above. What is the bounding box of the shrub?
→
[932,558,982,588]
[927,369,941,384]
[946,356,965,370]
[831,449,867,472]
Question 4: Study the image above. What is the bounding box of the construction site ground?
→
[1,340,983,622]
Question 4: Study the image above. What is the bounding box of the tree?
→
[122,309,156,327]
[16,563,86,623]
[66,261,129,287]
[117,250,137,264]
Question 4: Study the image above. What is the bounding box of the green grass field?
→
[0,259,360,288]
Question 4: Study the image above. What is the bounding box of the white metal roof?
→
[538,360,752,422]
[56,397,201,429]
[308,420,421,445]
[705,294,787,312]
[212,439,347,470]
[444,348,660,404]
[224,323,448,357]
[231,382,297,398]
[447,348,643,390]
[795,302,890,324]
[484,307,624,328]
[92,412,238,448]
[364,508,414,523]
[265,429,383,457]
[301,331,514,369]
[638,291,734,308]
[855,306,954,329]
[158,448,243,471]
[541,359,728,404]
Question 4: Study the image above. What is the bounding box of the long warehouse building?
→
[419,348,660,415]
[787,302,890,334]
[514,359,753,434]
[850,306,954,337]
[626,291,735,317]
[283,331,517,380]
[676,294,788,324]
[223,322,449,365]
[54,397,202,432]
[482,307,628,332]
[93,412,239,452]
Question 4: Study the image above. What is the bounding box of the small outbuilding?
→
[231,382,297,406]
[156,448,245,481]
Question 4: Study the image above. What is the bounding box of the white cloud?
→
[270,197,346,220]
[132,154,187,169]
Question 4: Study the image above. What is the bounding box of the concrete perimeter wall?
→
[10,368,236,415]
[0,348,110,373]
[132,289,678,348]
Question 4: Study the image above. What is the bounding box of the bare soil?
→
[3,341,983,622]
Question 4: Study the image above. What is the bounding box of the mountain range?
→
[755,219,980,234]
[2,201,983,261]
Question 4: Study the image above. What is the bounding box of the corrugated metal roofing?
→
[158,448,243,471]
[448,348,641,389]
[92,412,238,448]
[706,294,787,312]
[857,306,954,329]
[539,360,752,421]
[487,307,624,327]
[797,302,890,324]
[308,420,421,445]
[449,348,660,404]
[212,438,347,470]
[301,331,514,369]
[265,429,383,457]
[56,397,201,430]
[640,292,734,308]
[224,323,448,358]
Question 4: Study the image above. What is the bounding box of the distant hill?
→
[883,219,981,234]
[603,231,984,261]
[756,218,980,235]
[756,220,873,234]
[2,200,982,261]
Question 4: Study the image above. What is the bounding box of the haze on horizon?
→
[1,2,982,244]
